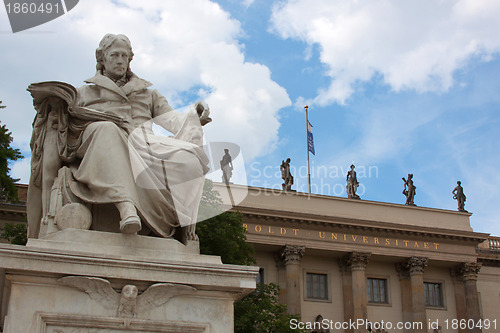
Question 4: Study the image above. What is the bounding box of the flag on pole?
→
[307,121,315,155]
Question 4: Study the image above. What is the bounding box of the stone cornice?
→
[477,255,500,267]
[0,202,27,213]
[0,202,28,220]
[222,183,473,216]
[0,243,258,294]
[215,183,481,241]
[239,209,488,244]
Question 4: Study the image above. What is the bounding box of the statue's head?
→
[224,149,229,153]
[457,181,461,185]
[95,34,134,77]
[121,284,138,300]
[350,164,355,169]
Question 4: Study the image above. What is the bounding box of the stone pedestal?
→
[0,229,258,333]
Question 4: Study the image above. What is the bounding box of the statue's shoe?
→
[120,216,142,234]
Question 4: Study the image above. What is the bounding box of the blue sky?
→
[1,0,499,235]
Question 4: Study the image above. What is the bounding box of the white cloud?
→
[270,0,500,105]
[10,158,31,185]
[242,0,255,9]
[1,0,291,184]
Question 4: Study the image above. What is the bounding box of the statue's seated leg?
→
[73,121,145,234]
[116,201,141,234]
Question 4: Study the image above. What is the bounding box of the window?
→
[424,282,444,307]
[367,278,388,304]
[306,273,328,300]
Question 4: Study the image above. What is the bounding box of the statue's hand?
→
[195,101,212,126]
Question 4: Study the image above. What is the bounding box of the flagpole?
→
[305,105,311,194]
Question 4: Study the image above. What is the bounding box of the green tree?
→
[234,283,305,333]
[1,223,27,245]
[0,101,27,245]
[197,180,303,332]
[196,179,256,265]
[0,101,23,202]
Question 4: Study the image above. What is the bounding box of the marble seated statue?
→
[26,34,211,243]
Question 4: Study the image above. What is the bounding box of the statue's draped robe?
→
[28,73,209,238]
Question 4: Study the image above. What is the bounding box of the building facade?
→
[1,183,499,332]
[214,183,500,333]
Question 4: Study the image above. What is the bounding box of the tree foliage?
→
[0,101,23,202]
[1,223,27,245]
[234,283,305,333]
[196,180,303,332]
[196,179,256,266]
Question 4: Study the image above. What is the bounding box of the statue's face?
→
[102,39,130,77]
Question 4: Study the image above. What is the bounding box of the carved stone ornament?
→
[346,164,360,200]
[59,276,196,318]
[280,158,294,191]
[27,34,211,244]
[395,262,411,280]
[341,252,371,271]
[402,173,417,206]
[279,245,305,264]
[338,258,351,274]
[311,314,330,333]
[398,256,428,275]
[220,148,233,185]
[452,181,468,212]
[455,262,482,281]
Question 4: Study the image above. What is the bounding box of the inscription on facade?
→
[243,223,440,251]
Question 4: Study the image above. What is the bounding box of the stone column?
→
[396,263,413,333]
[450,266,468,333]
[462,263,482,333]
[339,259,354,333]
[341,252,370,333]
[0,268,5,328]
[278,245,305,315]
[398,257,428,333]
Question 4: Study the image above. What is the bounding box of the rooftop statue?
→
[452,181,468,212]
[346,164,360,199]
[402,173,416,206]
[27,34,211,243]
[280,158,293,191]
[220,149,233,185]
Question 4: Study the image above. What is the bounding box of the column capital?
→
[340,252,371,271]
[407,256,428,275]
[395,262,410,280]
[278,245,305,265]
[462,262,481,281]
[452,262,482,281]
[338,258,350,274]
[396,256,428,277]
